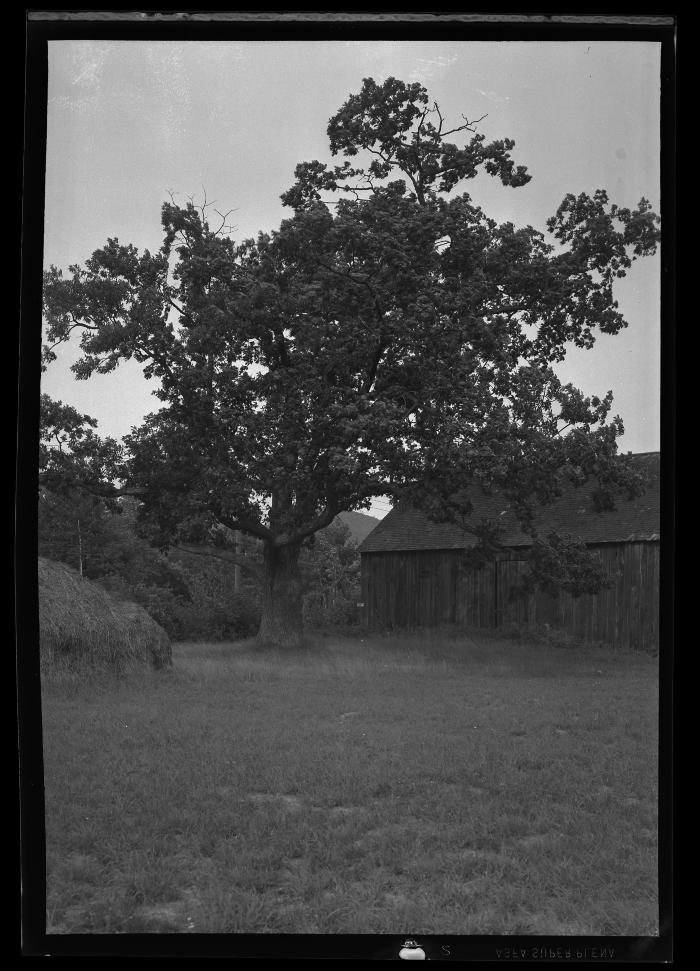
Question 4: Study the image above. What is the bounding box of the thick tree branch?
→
[163,292,189,319]
[37,475,145,500]
[44,321,99,355]
[274,500,339,547]
[362,338,389,394]
[217,512,274,543]
[171,543,263,579]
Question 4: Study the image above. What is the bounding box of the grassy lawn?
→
[41,632,659,935]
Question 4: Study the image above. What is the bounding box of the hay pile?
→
[38,557,172,673]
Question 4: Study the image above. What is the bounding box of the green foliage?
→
[285,75,531,209]
[39,489,108,576]
[164,549,261,641]
[39,393,124,499]
[42,76,660,616]
[301,518,361,628]
[522,532,612,598]
[98,569,260,643]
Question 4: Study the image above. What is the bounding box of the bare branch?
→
[441,113,488,138]
[433,101,444,135]
[171,542,263,579]
[416,105,430,138]
[198,184,215,223]
[213,207,238,236]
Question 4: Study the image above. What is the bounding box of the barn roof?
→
[359,452,660,553]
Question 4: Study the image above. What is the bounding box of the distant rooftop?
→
[359,453,660,553]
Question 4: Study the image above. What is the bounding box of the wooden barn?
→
[359,453,660,651]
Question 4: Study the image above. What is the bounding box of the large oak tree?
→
[43,77,660,648]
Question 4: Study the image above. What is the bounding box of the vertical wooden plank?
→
[611,545,620,646]
[402,552,408,629]
[443,553,453,626]
[413,552,420,629]
[621,543,631,649]
[418,553,426,628]
[374,553,380,629]
[461,557,468,628]
[364,555,370,628]
[453,556,458,628]
[455,557,463,628]
[383,553,391,629]
[628,542,637,649]
[396,551,401,629]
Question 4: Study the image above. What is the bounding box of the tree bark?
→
[256,541,304,649]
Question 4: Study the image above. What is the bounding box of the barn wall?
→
[361,542,659,651]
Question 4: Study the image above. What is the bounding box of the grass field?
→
[41,632,659,935]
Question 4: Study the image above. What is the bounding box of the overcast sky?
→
[41,40,661,520]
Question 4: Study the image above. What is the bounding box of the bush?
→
[98,572,261,642]
[303,586,361,629]
[166,590,261,642]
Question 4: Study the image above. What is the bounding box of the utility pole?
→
[77,519,83,577]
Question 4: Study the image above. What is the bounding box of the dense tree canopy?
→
[42,77,660,647]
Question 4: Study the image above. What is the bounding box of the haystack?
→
[38,557,172,673]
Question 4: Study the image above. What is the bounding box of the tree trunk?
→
[256,542,304,649]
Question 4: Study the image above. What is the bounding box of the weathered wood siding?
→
[361,541,659,651]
